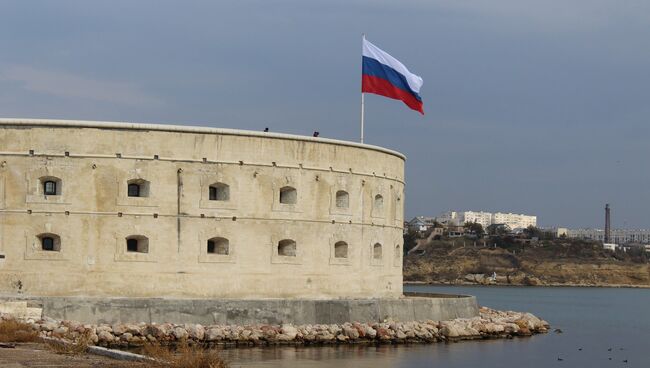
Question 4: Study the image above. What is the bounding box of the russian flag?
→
[362,38,424,115]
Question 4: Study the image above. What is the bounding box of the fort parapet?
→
[0,119,405,300]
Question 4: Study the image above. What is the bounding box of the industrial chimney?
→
[604,204,611,243]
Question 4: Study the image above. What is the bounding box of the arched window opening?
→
[374,194,384,212]
[38,233,61,252]
[126,236,149,253]
[278,239,296,257]
[334,241,348,258]
[279,186,297,204]
[209,183,230,201]
[207,237,229,255]
[40,177,61,196]
[373,243,383,260]
[395,245,401,260]
[127,179,149,198]
[335,191,349,208]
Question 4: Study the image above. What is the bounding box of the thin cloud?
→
[433,0,650,33]
[0,65,162,107]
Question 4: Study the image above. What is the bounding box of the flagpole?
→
[360,33,365,143]
[360,93,365,144]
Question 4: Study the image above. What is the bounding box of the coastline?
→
[404,281,650,289]
[0,307,549,349]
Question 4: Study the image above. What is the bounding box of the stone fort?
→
[0,119,405,300]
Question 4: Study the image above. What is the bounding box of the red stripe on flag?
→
[362,75,424,115]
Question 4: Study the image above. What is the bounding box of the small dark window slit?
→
[42,237,55,251]
[128,184,140,197]
[127,238,138,252]
[44,181,57,195]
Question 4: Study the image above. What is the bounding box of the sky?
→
[1,0,649,229]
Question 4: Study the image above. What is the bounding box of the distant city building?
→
[491,212,537,229]
[447,225,466,238]
[566,228,650,244]
[462,211,493,228]
[603,243,617,251]
[436,210,537,230]
[539,227,568,238]
[406,216,439,232]
[436,211,460,226]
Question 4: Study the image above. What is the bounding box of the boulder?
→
[439,322,465,338]
[343,326,359,339]
[377,327,391,340]
[281,324,298,340]
[112,324,127,336]
[205,327,225,342]
[41,321,59,332]
[317,333,335,341]
[276,333,294,341]
[365,325,377,338]
[120,332,133,342]
[172,326,188,340]
[52,326,69,338]
[146,323,172,340]
[185,324,205,340]
[124,324,142,336]
[97,330,115,343]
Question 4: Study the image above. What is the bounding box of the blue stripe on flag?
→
[362,56,422,102]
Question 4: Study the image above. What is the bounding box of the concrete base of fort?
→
[1,293,479,325]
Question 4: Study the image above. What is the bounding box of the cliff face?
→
[404,241,650,287]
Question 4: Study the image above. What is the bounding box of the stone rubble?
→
[0,306,549,348]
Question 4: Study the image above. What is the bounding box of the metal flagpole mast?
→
[360,92,365,143]
[360,33,365,143]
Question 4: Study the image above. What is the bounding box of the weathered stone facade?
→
[0,119,405,299]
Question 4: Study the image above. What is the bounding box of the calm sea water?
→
[220,285,650,368]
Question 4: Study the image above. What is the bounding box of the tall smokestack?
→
[605,204,611,243]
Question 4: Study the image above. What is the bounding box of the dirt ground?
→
[0,343,148,367]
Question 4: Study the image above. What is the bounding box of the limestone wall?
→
[0,119,405,299]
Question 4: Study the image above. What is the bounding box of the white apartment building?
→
[461,211,493,228]
[567,228,650,244]
[491,212,537,229]
[437,210,537,230]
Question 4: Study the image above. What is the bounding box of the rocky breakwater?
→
[2,307,549,347]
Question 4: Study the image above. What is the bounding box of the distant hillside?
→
[404,237,650,287]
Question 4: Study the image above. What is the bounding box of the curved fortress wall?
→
[0,119,405,299]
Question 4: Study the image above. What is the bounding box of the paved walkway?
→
[0,343,146,367]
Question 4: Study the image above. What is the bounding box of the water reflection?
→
[218,286,650,368]
[220,344,443,368]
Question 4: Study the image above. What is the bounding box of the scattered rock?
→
[0,306,549,347]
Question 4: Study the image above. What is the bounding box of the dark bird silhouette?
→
[554,328,563,334]
[557,357,563,361]
[264,127,269,132]
[623,360,628,363]
[313,131,319,137]
[578,348,582,351]
[608,348,612,351]
[608,358,612,360]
